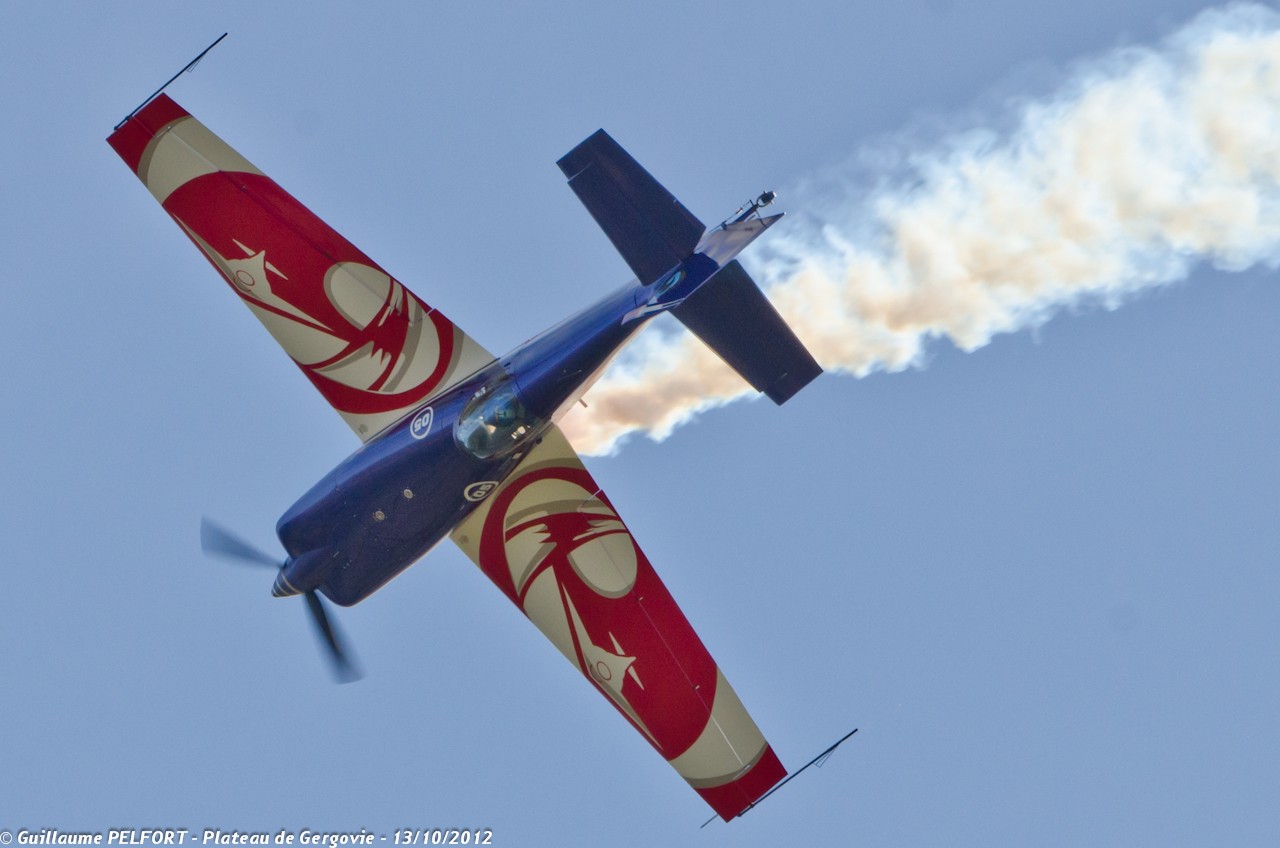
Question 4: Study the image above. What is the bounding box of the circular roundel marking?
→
[656,268,685,294]
[409,406,434,439]
[234,269,257,289]
[465,481,500,502]
[595,660,613,681]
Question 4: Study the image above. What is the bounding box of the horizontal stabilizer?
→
[673,260,821,404]
[558,130,705,286]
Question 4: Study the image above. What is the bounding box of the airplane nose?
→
[272,570,302,598]
[271,549,335,598]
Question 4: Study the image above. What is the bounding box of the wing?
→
[108,95,495,440]
[449,426,785,820]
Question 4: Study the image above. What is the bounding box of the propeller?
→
[200,517,362,683]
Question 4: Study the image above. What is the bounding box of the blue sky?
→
[3,1,1278,845]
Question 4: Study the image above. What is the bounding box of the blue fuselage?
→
[275,251,725,606]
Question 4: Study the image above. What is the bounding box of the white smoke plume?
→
[560,3,1280,456]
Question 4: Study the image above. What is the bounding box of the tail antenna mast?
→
[700,727,859,828]
[114,32,228,130]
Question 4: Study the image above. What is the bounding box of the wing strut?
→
[114,32,227,130]
[700,727,859,828]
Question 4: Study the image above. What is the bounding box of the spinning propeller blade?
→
[304,590,361,684]
[200,518,280,568]
[200,517,362,683]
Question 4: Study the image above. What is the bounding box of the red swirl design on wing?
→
[476,464,719,759]
[163,173,456,415]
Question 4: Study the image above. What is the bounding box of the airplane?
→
[108,89,823,821]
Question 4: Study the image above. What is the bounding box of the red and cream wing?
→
[449,426,785,820]
[108,95,494,440]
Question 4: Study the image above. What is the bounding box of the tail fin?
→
[558,129,821,405]
[672,260,822,404]
[557,130,705,286]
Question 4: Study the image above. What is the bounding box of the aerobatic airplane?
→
[109,84,823,820]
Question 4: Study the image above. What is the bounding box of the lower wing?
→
[449,426,785,820]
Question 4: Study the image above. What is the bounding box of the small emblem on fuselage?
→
[465,481,499,502]
[409,406,435,439]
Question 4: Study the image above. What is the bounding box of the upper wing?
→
[108,95,494,440]
[449,426,785,820]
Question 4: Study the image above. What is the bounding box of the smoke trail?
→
[560,2,1280,456]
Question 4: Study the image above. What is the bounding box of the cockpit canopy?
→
[455,381,540,459]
